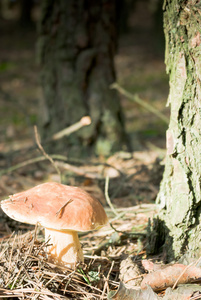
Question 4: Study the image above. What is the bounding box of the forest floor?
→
[0,14,193,300]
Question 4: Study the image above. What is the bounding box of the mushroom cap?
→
[1,182,108,232]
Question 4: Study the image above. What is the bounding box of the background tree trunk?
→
[38,0,127,156]
[148,0,201,261]
[19,0,33,27]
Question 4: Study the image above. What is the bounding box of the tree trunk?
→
[19,0,33,27]
[38,0,127,156]
[148,0,201,261]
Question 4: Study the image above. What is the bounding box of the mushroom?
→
[1,182,108,267]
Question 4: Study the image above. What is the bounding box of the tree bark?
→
[38,0,127,156]
[148,0,201,261]
[19,0,33,27]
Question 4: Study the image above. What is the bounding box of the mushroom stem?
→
[45,228,84,267]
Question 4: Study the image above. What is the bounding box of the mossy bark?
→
[148,0,201,261]
[37,0,127,156]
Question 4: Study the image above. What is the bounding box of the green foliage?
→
[87,270,100,283]
[78,267,100,285]
[0,61,16,72]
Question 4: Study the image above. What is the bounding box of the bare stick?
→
[55,161,103,179]
[34,126,62,183]
[104,176,119,217]
[111,83,169,124]
[101,260,114,299]
[51,116,91,141]
[172,256,201,290]
[56,199,73,218]
[172,262,194,290]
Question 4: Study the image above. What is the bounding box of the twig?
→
[101,260,114,299]
[104,176,119,217]
[10,266,24,290]
[43,273,58,288]
[105,203,158,213]
[27,223,38,255]
[110,212,126,222]
[51,116,91,141]
[0,152,122,179]
[109,222,146,237]
[190,294,201,300]
[173,256,201,290]
[6,234,17,284]
[55,199,73,218]
[34,125,62,183]
[84,255,109,261]
[124,273,145,283]
[55,161,103,179]
[0,155,67,176]
[1,116,91,159]
[172,262,194,290]
[0,288,66,299]
[111,83,169,124]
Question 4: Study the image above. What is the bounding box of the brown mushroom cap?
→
[1,182,108,232]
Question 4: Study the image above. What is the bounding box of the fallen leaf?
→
[141,263,201,291]
[163,284,201,300]
[142,259,162,272]
[108,281,159,300]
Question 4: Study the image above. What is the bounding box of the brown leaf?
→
[142,259,164,272]
[108,282,159,300]
[163,284,201,300]
[141,263,201,291]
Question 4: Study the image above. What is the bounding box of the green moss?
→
[156,0,201,260]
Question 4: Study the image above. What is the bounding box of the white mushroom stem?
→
[45,228,84,267]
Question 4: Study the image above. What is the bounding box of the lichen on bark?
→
[148,0,201,260]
